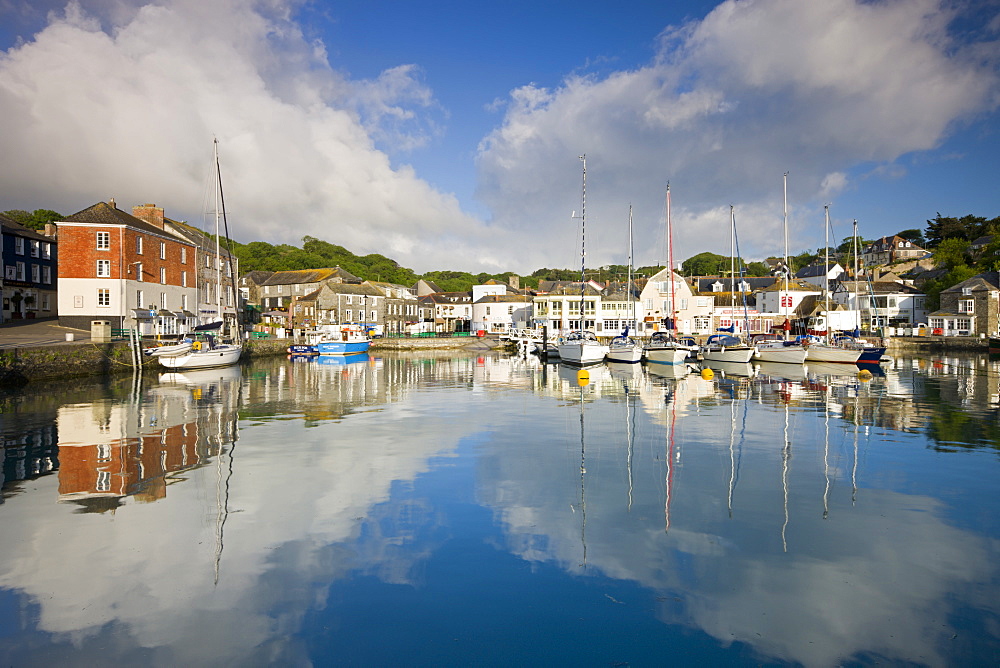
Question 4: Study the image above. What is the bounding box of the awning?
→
[131,308,155,320]
[181,310,197,318]
[157,309,175,317]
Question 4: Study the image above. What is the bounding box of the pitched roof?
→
[473,294,531,304]
[0,215,53,242]
[942,271,1000,293]
[61,201,170,237]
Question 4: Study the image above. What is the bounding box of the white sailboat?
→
[756,173,806,364]
[702,206,755,364]
[607,205,642,364]
[804,206,861,364]
[158,139,242,370]
[559,154,609,365]
[644,184,692,366]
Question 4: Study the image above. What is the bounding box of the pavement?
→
[0,316,94,349]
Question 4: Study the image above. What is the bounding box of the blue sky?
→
[0,0,997,274]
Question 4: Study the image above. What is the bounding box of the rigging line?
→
[731,209,751,332]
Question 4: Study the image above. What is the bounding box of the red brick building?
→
[56,200,199,332]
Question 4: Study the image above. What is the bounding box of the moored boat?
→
[316,326,371,355]
[558,330,609,365]
[752,334,806,364]
[644,331,692,365]
[701,334,756,364]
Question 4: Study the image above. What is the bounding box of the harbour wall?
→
[0,335,507,386]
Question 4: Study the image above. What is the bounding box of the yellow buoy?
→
[857,369,873,381]
[701,367,714,380]
[577,369,590,386]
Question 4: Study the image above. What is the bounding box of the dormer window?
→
[712,281,723,293]
[962,287,973,296]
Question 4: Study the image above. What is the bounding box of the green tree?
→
[924,213,989,247]
[922,264,978,311]
[745,261,770,277]
[932,237,971,270]
[681,252,728,276]
[1,209,63,230]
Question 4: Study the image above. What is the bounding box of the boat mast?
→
[853,218,860,334]
[783,172,789,339]
[213,138,223,329]
[824,205,831,342]
[627,204,634,334]
[666,184,676,333]
[730,205,736,318]
[578,155,587,329]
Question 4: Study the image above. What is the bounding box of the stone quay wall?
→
[0,335,507,386]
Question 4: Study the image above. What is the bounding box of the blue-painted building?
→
[1,213,58,323]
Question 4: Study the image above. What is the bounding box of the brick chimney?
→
[133,203,165,229]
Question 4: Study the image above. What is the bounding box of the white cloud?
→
[477,0,1000,268]
[0,0,490,272]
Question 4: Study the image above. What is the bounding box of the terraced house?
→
[1,213,57,323]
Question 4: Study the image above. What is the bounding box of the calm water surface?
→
[1,351,999,666]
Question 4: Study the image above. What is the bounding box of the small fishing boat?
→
[315,326,371,355]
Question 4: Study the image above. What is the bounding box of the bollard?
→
[65,333,74,342]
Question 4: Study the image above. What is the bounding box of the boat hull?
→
[316,340,371,355]
[606,345,643,364]
[557,342,609,365]
[855,347,886,364]
[805,345,861,364]
[702,346,755,363]
[156,344,242,370]
[754,345,807,364]
[644,346,689,365]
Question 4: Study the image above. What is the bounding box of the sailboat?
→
[558,154,610,365]
[702,206,755,364]
[644,184,694,366]
[157,139,243,370]
[803,206,861,364]
[833,219,888,365]
[755,173,807,364]
[607,206,643,363]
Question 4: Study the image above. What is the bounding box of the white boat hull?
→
[702,346,755,363]
[156,344,242,370]
[644,346,689,365]
[754,344,807,364]
[606,345,643,364]
[557,342,609,365]
[805,345,861,364]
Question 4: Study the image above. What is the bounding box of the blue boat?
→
[315,327,371,355]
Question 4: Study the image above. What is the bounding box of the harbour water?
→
[1,351,998,666]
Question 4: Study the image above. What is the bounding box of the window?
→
[956,318,971,332]
[97,289,111,307]
[712,281,723,292]
[42,266,51,284]
[181,247,187,264]
[137,290,144,308]
[181,294,188,310]
[205,254,210,268]
[160,241,166,259]
[135,262,143,282]
[346,309,352,321]
[371,310,377,321]
[959,299,974,314]
[30,240,39,258]
[96,259,111,277]
[96,231,110,249]
[136,236,143,254]
[160,267,166,284]
[42,242,50,259]
[962,287,973,296]
[41,294,50,311]
[160,293,167,309]
[14,237,24,255]
[15,262,25,281]
[182,271,187,287]
[31,265,40,282]
[96,470,111,492]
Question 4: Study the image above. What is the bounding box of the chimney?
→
[43,223,57,238]
[133,203,165,229]
[109,197,116,208]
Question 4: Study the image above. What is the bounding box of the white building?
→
[637,268,714,336]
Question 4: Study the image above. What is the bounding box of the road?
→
[0,317,93,349]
